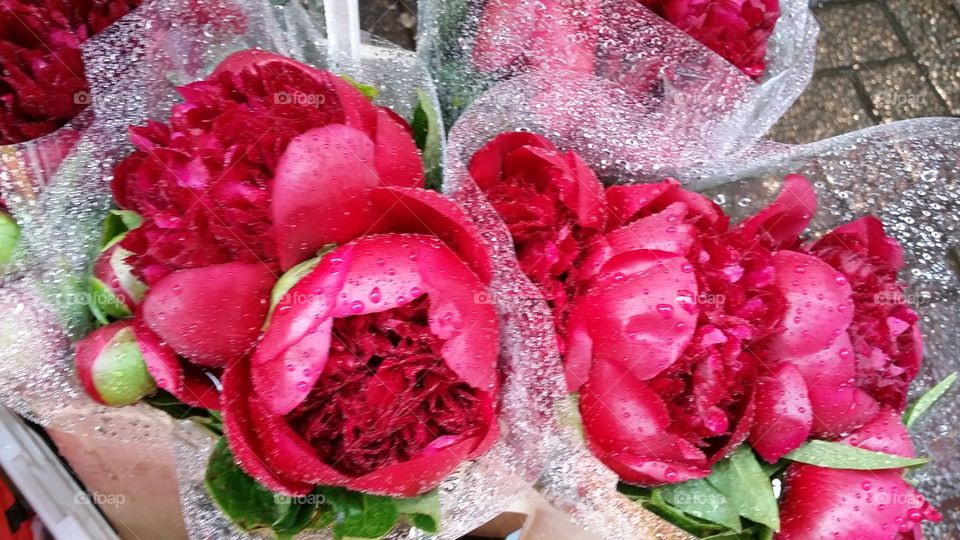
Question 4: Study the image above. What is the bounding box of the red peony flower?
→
[0,0,140,145]
[221,186,499,496]
[113,50,423,286]
[640,0,781,79]
[570,178,774,484]
[469,132,606,350]
[91,50,426,407]
[471,0,600,74]
[747,179,922,462]
[469,0,779,81]
[777,408,940,539]
[0,0,87,145]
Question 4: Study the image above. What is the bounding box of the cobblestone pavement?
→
[358,0,959,144]
[770,0,960,143]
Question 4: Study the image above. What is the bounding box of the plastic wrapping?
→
[418,0,818,162]
[442,60,960,535]
[0,0,559,538]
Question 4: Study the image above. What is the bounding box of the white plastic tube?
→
[323,0,361,71]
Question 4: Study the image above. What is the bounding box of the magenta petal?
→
[467,132,557,187]
[141,262,275,367]
[373,108,424,186]
[840,407,915,457]
[221,357,313,496]
[272,125,383,270]
[580,358,671,448]
[581,255,698,380]
[347,436,480,497]
[769,250,853,358]
[249,393,352,486]
[604,202,696,257]
[253,251,347,415]
[563,311,594,391]
[749,363,812,463]
[363,187,494,283]
[418,238,499,392]
[815,216,905,271]
[134,319,221,410]
[737,174,816,248]
[807,384,880,438]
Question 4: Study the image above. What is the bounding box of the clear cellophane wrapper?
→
[443,64,960,537]
[0,0,575,538]
[418,0,818,157]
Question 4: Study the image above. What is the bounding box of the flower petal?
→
[363,187,494,283]
[749,362,812,463]
[579,254,699,380]
[253,251,348,415]
[468,131,557,187]
[134,318,221,410]
[736,174,816,249]
[347,435,480,497]
[372,108,424,186]
[769,250,853,358]
[141,262,275,367]
[271,124,381,270]
[221,357,314,496]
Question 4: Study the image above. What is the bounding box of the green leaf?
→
[412,89,443,191]
[660,479,741,532]
[265,244,335,327]
[324,489,398,540]
[100,209,142,249]
[340,75,380,100]
[904,372,957,427]
[395,489,440,533]
[783,440,929,470]
[88,277,132,325]
[642,490,727,537]
[707,446,780,531]
[617,482,652,502]
[205,437,313,538]
[759,460,788,479]
[0,212,19,265]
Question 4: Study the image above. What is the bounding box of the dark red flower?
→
[222,191,499,497]
[0,0,140,145]
[571,178,774,484]
[0,0,87,145]
[469,131,606,351]
[640,0,781,79]
[112,50,423,285]
[100,50,427,407]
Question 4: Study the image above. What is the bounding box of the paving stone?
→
[769,72,874,143]
[859,59,949,121]
[813,1,907,70]
[886,0,960,54]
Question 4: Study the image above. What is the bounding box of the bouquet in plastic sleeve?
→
[417,0,817,153]
[0,0,144,251]
[442,47,960,537]
[0,1,555,538]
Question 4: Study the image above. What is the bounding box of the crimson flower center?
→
[285,295,486,477]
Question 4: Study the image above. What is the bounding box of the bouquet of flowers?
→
[439,60,960,535]
[417,0,818,153]
[0,1,559,538]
